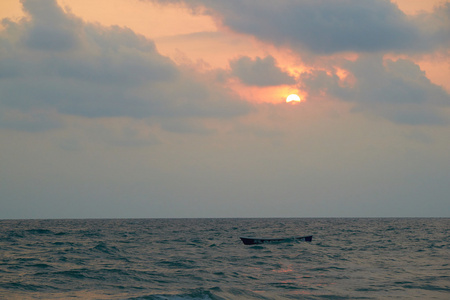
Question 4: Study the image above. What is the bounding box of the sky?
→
[0,0,449,219]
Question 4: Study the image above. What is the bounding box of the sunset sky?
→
[1,0,449,218]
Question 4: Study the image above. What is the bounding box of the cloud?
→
[20,0,81,51]
[0,109,63,132]
[229,55,295,86]
[0,0,250,131]
[301,55,450,125]
[415,2,450,51]
[146,0,449,127]
[162,0,449,55]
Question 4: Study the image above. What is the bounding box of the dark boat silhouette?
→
[240,235,312,245]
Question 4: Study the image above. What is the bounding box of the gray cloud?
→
[159,0,449,55]
[145,0,450,126]
[229,55,295,86]
[0,109,63,132]
[214,0,417,54]
[301,55,450,125]
[21,0,82,51]
[0,0,250,131]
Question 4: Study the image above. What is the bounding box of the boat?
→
[240,235,312,245]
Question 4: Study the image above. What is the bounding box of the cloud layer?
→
[1,0,450,219]
[301,55,449,125]
[230,55,295,86]
[1,0,449,129]
[162,0,449,54]
[0,0,250,131]
[149,0,450,125]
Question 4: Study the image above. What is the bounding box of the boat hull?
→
[240,235,312,245]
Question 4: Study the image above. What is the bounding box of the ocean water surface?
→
[0,218,448,299]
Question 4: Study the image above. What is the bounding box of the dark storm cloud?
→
[0,0,250,131]
[158,0,449,54]
[229,55,295,86]
[301,55,450,125]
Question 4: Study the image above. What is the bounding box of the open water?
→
[0,218,448,299]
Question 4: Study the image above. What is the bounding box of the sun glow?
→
[286,94,301,103]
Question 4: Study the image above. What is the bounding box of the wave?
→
[1,218,448,299]
[127,289,226,300]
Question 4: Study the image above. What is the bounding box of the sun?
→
[286,94,301,103]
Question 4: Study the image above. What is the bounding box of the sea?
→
[0,218,448,299]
